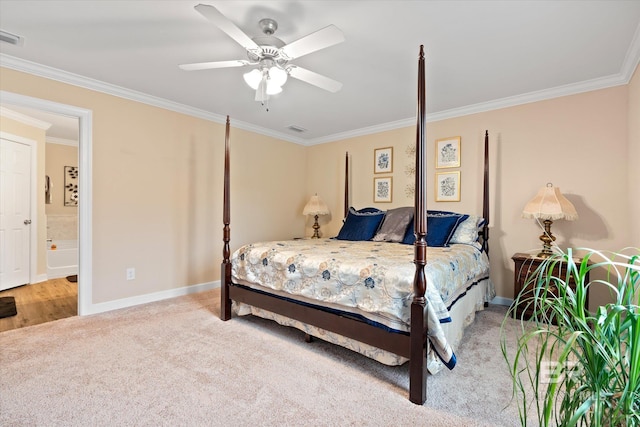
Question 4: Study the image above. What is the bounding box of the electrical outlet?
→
[126,268,135,280]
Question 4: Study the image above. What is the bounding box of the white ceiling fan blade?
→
[281,25,344,59]
[194,4,260,52]
[288,66,342,93]
[179,60,250,71]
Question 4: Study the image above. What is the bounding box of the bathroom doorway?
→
[0,91,93,323]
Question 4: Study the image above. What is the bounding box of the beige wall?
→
[0,115,48,276]
[0,67,307,304]
[1,62,636,309]
[629,66,640,246]
[308,84,633,306]
[305,127,421,237]
[45,143,79,241]
[45,143,78,216]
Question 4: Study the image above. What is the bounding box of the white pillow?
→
[450,215,481,245]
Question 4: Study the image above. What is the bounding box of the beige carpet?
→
[0,288,524,426]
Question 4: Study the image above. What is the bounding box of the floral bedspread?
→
[231,238,491,368]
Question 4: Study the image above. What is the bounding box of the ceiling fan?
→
[179,4,345,103]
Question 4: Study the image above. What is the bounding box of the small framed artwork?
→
[64,166,79,206]
[435,136,461,169]
[374,147,393,174]
[374,177,393,203]
[435,171,460,202]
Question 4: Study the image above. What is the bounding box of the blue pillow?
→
[427,209,456,216]
[336,207,385,241]
[402,218,415,245]
[402,212,467,247]
[356,207,383,214]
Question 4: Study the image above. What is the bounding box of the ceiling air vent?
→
[0,30,24,46]
[287,125,307,133]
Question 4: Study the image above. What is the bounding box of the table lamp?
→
[522,183,578,258]
[303,194,330,238]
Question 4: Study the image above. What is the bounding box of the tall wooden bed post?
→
[410,44,428,405]
[221,116,232,321]
[482,129,490,256]
[344,151,349,218]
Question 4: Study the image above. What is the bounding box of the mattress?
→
[231,238,493,371]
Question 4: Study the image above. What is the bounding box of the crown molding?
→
[621,20,640,82]
[0,54,306,145]
[301,21,640,145]
[426,73,629,123]
[0,105,52,130]
[46,136,78,147]
[305,65,635,145]
[2,32,638,147]
[305,117,415,146]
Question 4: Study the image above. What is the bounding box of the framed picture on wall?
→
[435,171,460,202]
[374,177,393,203]
[374,147,393,174]
[64,166,79,206]
[435,136,461,169]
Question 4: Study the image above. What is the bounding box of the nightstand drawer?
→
[511,253,589,321]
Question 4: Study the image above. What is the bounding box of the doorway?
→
[0,90,93,317]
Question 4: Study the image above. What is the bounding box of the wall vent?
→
[286,125,307,133]
[0,30,24,46]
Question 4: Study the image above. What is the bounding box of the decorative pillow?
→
[450,215,481,245]
[356,207,383,214]
[402,219,415,245]
[336,207,386,241]
[402,212,467,247]
[373,207,414,243]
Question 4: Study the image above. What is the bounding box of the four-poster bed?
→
[220,45,491,404]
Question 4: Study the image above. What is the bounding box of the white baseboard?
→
[82,280,221,316]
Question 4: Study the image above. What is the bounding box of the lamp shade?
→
[268,66,287,87]
[243,69,262,89]
[303,195,330,216]
[522,183,578,221]
[243,66,287,94]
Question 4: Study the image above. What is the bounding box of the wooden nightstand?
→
[511,253,589,320]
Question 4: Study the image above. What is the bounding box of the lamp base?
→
[312,214,321,239]
[537,219,556,258]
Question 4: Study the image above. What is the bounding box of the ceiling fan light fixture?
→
[244,66,287,97]
[268,66,287,87]
[266,83,282,95]
[243,69,263,90]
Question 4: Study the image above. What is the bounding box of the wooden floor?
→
[0,278,78,333]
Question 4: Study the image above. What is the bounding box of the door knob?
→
[24,219,32,225]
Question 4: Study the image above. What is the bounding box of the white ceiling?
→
[1,1,639,145]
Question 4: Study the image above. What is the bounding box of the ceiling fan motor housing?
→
[258,18,278,35]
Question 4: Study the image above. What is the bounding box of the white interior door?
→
[0,137,32,291]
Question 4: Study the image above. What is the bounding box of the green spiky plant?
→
[501,248,639,427]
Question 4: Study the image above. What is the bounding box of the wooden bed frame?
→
[220,45,490,404]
